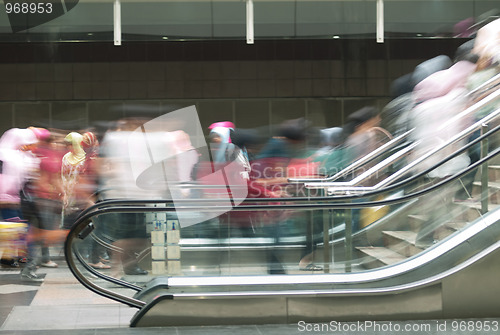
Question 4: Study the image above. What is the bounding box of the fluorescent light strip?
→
[376,0,384,43]
[246,0,254,44]
[114,0,121,46]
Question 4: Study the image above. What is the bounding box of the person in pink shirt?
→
[0,128,38,269]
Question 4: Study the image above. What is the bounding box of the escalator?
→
[64,81,500,327]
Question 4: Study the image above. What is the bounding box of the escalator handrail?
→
[377,100,499,189]
[165,239,500,298]
[64,141,500,308]
[64,231,146,309]
[69,202,500,298]
[468,70,500,96]
[67,146,500,215]
[288,129,413,183]
[303,140,418,190]
[288,71,500,184]
[67,144,500,227]
[305,101,500,191]
[165,208,500,289]
[73,120,500,222]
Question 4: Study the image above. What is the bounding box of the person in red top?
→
[21,128,65,280]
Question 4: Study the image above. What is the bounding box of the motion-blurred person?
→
[21,127,64,274]
[207,122,238,164]
[0,128,38,270]
[80,131,111,270]
[342,107,392,233]
[343,106,392,181]
[193,123,253,237]
[311,127,347,177]
[410,57,477,178]
[251,118,312,274]
[410,56,477,248]
[452,46,493,202]
[410,55,453,88]
[99,119,158,276]
[61,132,90,229]
[381,71,418,139]
[472,17,500,72]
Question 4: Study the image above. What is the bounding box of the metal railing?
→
[64,145,500,308]
[289,72,500,186]
[305,88,500,193]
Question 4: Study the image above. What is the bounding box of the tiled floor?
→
[0,251,138,333]
[2,252,500,335]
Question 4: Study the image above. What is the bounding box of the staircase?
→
[357,165,500,269]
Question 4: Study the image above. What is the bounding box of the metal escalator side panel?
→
[130,293,288,327]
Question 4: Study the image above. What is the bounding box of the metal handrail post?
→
[481,124,490,214]
[344,202,352,273]
[323,208,330,273]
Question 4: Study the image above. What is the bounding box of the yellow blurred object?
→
[0,221,27,259]
[360,201,389,229]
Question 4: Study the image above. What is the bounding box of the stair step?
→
[453,201,499,221]
[383,230,417,243]
[434,221,469,240]
[472,181,500,192]
[408,214,427,221]
[455,201,499,211]
[489,165,500,181]
[472,181,500,204]
[357,246,407,268]
[407,214,428,230]
[444,221,468,231]
[383,231,421,257]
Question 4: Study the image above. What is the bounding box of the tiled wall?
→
[0,97,387,136]
[0,39,466,133]
[0,59,398,101]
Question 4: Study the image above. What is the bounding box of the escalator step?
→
[383,230,417,243]
[444,221,468,231]
[357,246,407,267]
[382,231,420,257]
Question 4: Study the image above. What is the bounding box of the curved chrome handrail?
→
[64,144,500,310]
[168,239,500,298]
[65,192,500,305]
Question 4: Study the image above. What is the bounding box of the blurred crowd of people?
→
[0,18,498,278]
[0,126,104,281]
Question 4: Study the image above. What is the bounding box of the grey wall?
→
[0,38,466,134]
